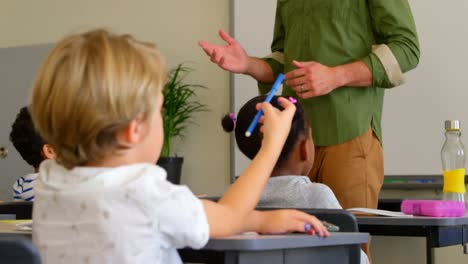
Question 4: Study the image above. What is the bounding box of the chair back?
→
[0,235,41,264]
[257,207,362,264]
[297,208,358,232]
[257,207,358,232]
[0,202,33,219]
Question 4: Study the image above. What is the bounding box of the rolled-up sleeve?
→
[361,0,420,88]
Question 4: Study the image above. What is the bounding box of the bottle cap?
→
[445,120,460,130]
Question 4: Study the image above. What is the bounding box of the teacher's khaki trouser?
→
[308,128,384,264]
[308,127,384,209]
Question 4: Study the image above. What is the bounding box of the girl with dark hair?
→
[222,95,341,209]
[223,95,369,264]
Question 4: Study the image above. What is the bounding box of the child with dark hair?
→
[9,106,55,201]
[222,95,341,208]
[223,95,369,264]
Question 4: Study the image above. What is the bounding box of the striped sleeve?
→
[12,177,35,201]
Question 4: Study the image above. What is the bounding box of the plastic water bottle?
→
[441,120,466,203]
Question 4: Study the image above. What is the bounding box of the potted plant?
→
[157,63,208,184]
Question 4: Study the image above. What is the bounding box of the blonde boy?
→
[30,29,328,264]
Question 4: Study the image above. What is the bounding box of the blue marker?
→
[245,73,285,137]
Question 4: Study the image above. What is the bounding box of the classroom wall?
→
[0,0,231,196]
[2,1,466,263]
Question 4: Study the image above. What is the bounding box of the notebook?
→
[347,208,413,217]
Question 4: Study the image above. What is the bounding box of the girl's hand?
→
[256,209,330,237]
[199,30,250,74]
[257,96,296,149]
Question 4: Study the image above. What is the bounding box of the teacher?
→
[200,0,419,217]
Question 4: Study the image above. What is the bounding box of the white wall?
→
[0,0,232,196]
[382,0,468,175]
[231,0,277,177]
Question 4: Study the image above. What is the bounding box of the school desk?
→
[357,216,468,264]
[179,232,369,264]
[0,220,368,263]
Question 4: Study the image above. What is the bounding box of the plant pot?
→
[157,157,184,184]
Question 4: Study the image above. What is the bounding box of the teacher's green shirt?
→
[259,0,420,146]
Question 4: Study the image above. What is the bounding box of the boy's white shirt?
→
[32,160,209,264]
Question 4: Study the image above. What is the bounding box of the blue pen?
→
[245,73,285,137]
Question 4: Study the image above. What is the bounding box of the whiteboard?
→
[231,0,468,178]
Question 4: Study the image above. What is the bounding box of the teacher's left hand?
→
[285,60,340,99]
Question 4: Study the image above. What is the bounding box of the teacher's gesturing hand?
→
[198,30,249,74]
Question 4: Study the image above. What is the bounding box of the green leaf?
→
[161,63,209,157]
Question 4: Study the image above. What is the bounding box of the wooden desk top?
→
[0,220,32,236]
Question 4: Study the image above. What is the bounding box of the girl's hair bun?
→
[221,113,236,132]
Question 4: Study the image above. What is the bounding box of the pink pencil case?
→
[401,200,466,217]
